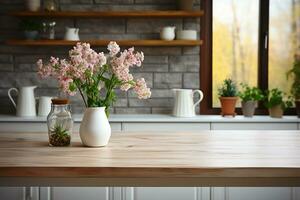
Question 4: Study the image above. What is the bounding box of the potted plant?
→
[177,0,194,11]
[37,42,151,147]
[218,78,238,117]
[238,83,264,117]
[20,19,41,40]
[264,88,293,118]
[287,58,300,117]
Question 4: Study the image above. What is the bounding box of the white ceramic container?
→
[160,26,176,41]
[25,0,41,12]
[8,86,37,117]
[80,107,111,147]
[64,27,80,41]
[173,89,203,117]
[37,96,52,116]
[176,30,197,40]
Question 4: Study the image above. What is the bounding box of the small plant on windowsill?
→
[287,56,300,118]
[238,83,264,117]
[218,78,238,117]
[264,88,293,118]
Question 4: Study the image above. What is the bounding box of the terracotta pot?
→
[177,0,194,11]
[219,97,238,117]
[295,100,300,118]
[269,105,283,118]
[241,101,257,117]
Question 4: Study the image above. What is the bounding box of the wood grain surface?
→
[0,131,300,186]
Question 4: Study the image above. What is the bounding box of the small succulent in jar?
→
[49,124,71,146]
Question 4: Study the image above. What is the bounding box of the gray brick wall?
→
[0,0,201,115]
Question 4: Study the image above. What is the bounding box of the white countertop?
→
[0,114,299,123]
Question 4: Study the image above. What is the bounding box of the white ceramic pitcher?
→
[8,86,37,117]
[172,89,203,117]
[160,26,176,41]
[64,27,80,41]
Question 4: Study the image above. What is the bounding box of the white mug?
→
[37,96,52,116]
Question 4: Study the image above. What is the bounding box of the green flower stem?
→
[75,82,88,107]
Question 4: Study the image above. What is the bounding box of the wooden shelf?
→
[10,10,204,18]
[6,39,203,47]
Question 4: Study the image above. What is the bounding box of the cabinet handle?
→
[25,187,32,200]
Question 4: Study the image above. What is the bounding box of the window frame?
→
[200,0,296,115]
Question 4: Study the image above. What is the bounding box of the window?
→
[269,0,300,94]
[200,0,299,114]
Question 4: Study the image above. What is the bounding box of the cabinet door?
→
[0,187,38,200]
[129,187,209,200]
[0,187,24,200]
[211,122,298,130]
[211,187,300,200]
[51,187,109,200]
[122,123,210,132]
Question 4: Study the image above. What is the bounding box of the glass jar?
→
[47,99,73,146]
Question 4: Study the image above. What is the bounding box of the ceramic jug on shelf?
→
[160,26,176,41]
[8,86,37,117]
[64,27,80,41]
[37,96,53,117]
[172,89,203,117]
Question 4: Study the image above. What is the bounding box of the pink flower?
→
[37,59,52,78]
[69,42,106,74]
[36,41,151,103]
[120,83,132,91]
[59,77,76,96]
[107,41,120,57]
[134,78,151,99]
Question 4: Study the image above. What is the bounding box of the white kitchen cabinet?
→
[122,123,210,132]
[51,187,110,200]
[0,187,24,200]
[211,122,298,130]
[0,187,39,200]
[211,187,300,200]
[129,187,209,200]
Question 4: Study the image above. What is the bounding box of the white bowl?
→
[176,30,197,40]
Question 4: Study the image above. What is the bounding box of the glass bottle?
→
[47,99,73,147]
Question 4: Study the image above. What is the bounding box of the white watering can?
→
[8,86,37,117]
[64,27,80,41]
[172,89,203,117]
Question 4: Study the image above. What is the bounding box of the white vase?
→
[79,107,111,147]
[25,0,41,12]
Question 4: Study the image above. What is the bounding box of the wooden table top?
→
[1,131,300,186]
